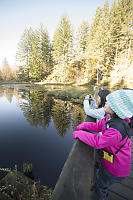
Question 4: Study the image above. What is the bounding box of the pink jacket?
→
[73,115,132,177]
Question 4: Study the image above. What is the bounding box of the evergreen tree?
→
[16,26,52,82]
[77,20,89,52]
[1,58,12,80]
[52,14,73,64]
[12,65,19,81]
[88,6,102,43]
[117,0,133,59]
[39,25,53,79]
[16,27,33,81]
[85,6,102,83]
[0,69,3,80]
[96,1,110,77]
[50,14,73,83]
[29,29,40,81]
[67,20,89,83]
[108,0,133,65]
[108,0,123,65]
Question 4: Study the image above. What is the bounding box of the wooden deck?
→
[107,137,133,200]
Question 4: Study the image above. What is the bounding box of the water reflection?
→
[0,86,86,187]
[51,99,71,137]
[4,88,14,103]
[0,87,85,137]
[20,90,53,130]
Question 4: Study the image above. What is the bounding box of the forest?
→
[0,0,133,89]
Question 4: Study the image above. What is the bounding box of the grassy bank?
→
[0,82,95,104]
[47,86,94,104]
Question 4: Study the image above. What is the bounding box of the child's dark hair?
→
[98,89,110,108]
[110,112,119,119]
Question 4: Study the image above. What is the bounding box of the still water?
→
[0,85,85,188]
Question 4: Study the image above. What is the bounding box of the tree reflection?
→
[20,89,54,130]
[51,99,86,137]
[0,88,5,98]
[4,88,14,103]
[69,102,86,130]
[51,99,71,137]
[19,90,86,136]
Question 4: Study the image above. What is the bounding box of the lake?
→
[0,84,86,188]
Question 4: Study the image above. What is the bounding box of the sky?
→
[0,0,113,69]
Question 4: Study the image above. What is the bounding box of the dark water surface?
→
[0,85,85,188]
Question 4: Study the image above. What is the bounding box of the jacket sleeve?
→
[73,127,122,149]
[76,118,105,133]
[84,99,105,120]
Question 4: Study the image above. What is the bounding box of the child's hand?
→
[73,130,88,140]
[73,131,79,139]
[76,123,85,131]
[85,94,92,100]
[90,95,95,101]
[76,122,90,131]
[84,95,90,100]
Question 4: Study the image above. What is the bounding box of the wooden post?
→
[51,117,96,200]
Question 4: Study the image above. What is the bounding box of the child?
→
[84,88,110,121]
[73,89,133,200]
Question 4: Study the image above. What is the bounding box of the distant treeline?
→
[1,0,133,88]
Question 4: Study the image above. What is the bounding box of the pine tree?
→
[29,29,41,81]
[0,70,3,80]
[86,6,103,64]
[108,0,133,66]
[77,20,89,52]
[51,14,73,83]
[16,26,52,82]
[96,1,110,77]
[16,27,33,81]
[52,14,73,63]
[66,20,89,83]
[1,58,12,80]
[85,6,102,83]
[88,6,102,43]
[39,25,53,79]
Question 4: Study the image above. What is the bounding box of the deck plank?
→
[107,138,133,200]
[108,183,133,200]
[107,191,127,200]
[121,177,133,189]
[129,170,133,178]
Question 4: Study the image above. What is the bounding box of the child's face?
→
[104,101,114,114]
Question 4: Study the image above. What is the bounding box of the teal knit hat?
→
[106,89,133,119]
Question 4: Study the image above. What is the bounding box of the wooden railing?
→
[51,116,96,200]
